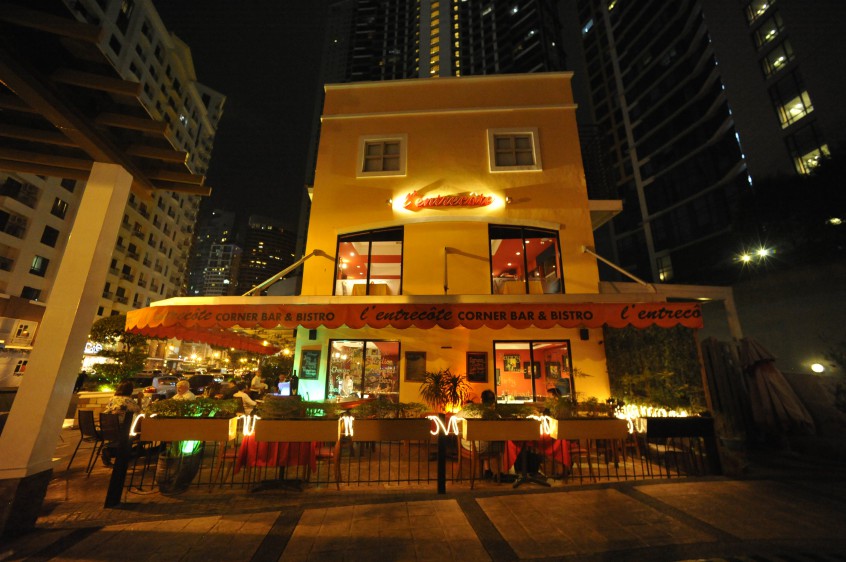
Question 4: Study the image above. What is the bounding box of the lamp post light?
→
[736,245,774,266]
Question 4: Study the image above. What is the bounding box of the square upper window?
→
[40,226,59,247]
[30,255,49,277]
[51,197,69,219]
[488,128,542,172]
[357,134,407,177]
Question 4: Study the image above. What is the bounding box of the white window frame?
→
[356,134,407,178]
[487,128,542,172]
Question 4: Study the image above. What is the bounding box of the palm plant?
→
[418,368,471,413]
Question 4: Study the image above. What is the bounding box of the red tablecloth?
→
[504,437,571,470]
[234,434,317,473]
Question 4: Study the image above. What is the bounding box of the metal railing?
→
[110,416,719,504]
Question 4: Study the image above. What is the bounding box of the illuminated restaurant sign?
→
[127,302,703,341]
[403,190,493,211]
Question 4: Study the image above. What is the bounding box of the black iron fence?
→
[109,416,720,505]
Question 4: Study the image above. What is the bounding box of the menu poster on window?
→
[405,351,426,382]
[466,352,488,383]
[300,350,321,380]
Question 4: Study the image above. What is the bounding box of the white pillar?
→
[0,163,132,535]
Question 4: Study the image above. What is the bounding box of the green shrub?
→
[146,398,239,418]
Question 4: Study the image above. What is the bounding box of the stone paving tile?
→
[639,480,846,541]
[279,499,489,562]
[477,488,714,559]
[34,512,279,562]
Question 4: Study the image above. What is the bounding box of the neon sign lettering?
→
[403,191,493,211]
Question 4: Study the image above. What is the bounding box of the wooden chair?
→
[67,409,104,475]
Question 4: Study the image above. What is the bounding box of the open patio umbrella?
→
[739,337,815,435]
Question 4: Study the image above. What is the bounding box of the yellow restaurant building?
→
[127,73,703,405]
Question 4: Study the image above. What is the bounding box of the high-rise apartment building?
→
[0,0,223,381]
[325,0,566,81]
[63,0,225,315]
[187,209,240,296]
[237,216,297,296]
[565,0,845,284]
[202,242,242,297]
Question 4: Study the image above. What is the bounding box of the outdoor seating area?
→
[93,415,720,502]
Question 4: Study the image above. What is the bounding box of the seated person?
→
[219,380,238,399]
[102,381,141,466]
[104,381,141,414]
[542,387,562,416]
[172,380,196,401]
[204,381,223,399]
[233,382,257,414]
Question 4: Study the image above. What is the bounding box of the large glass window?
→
[744,0,773,25]
[761,40,794,77]
[786,123,830,174]
[770,71,813,128]
[494,340,572,403]
[335,228,403,296]
[327,340,400,401]
[490,225,562,295]
[754,12,783,48]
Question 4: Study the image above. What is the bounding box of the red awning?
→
[126,301,702,347]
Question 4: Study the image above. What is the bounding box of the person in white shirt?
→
[233,382,257,414]
[172,380,196,401]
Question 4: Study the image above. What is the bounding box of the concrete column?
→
[0,163,132,537]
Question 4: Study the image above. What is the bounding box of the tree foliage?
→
[260,354,294,380]
[604,325,705,411]
[88,314,149,385]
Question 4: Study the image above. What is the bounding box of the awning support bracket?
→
[243,249,336,296]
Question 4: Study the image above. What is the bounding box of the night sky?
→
[153,2,329,229]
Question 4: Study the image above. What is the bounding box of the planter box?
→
[462,419,541,441]
[552,418,628,441]
[254,419,340,443]
[140,416,238,442]
[350,418,432,442]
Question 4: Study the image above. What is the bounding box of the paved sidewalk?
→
[3,431,846,561]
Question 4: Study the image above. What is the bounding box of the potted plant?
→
[255,395,344,420]
[418,368,471,413]
[142,398,238,494]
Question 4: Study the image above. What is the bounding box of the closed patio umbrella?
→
[739,337,815,435]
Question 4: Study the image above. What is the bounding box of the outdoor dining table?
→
[234,434,317,474]
[503,436,572,470]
